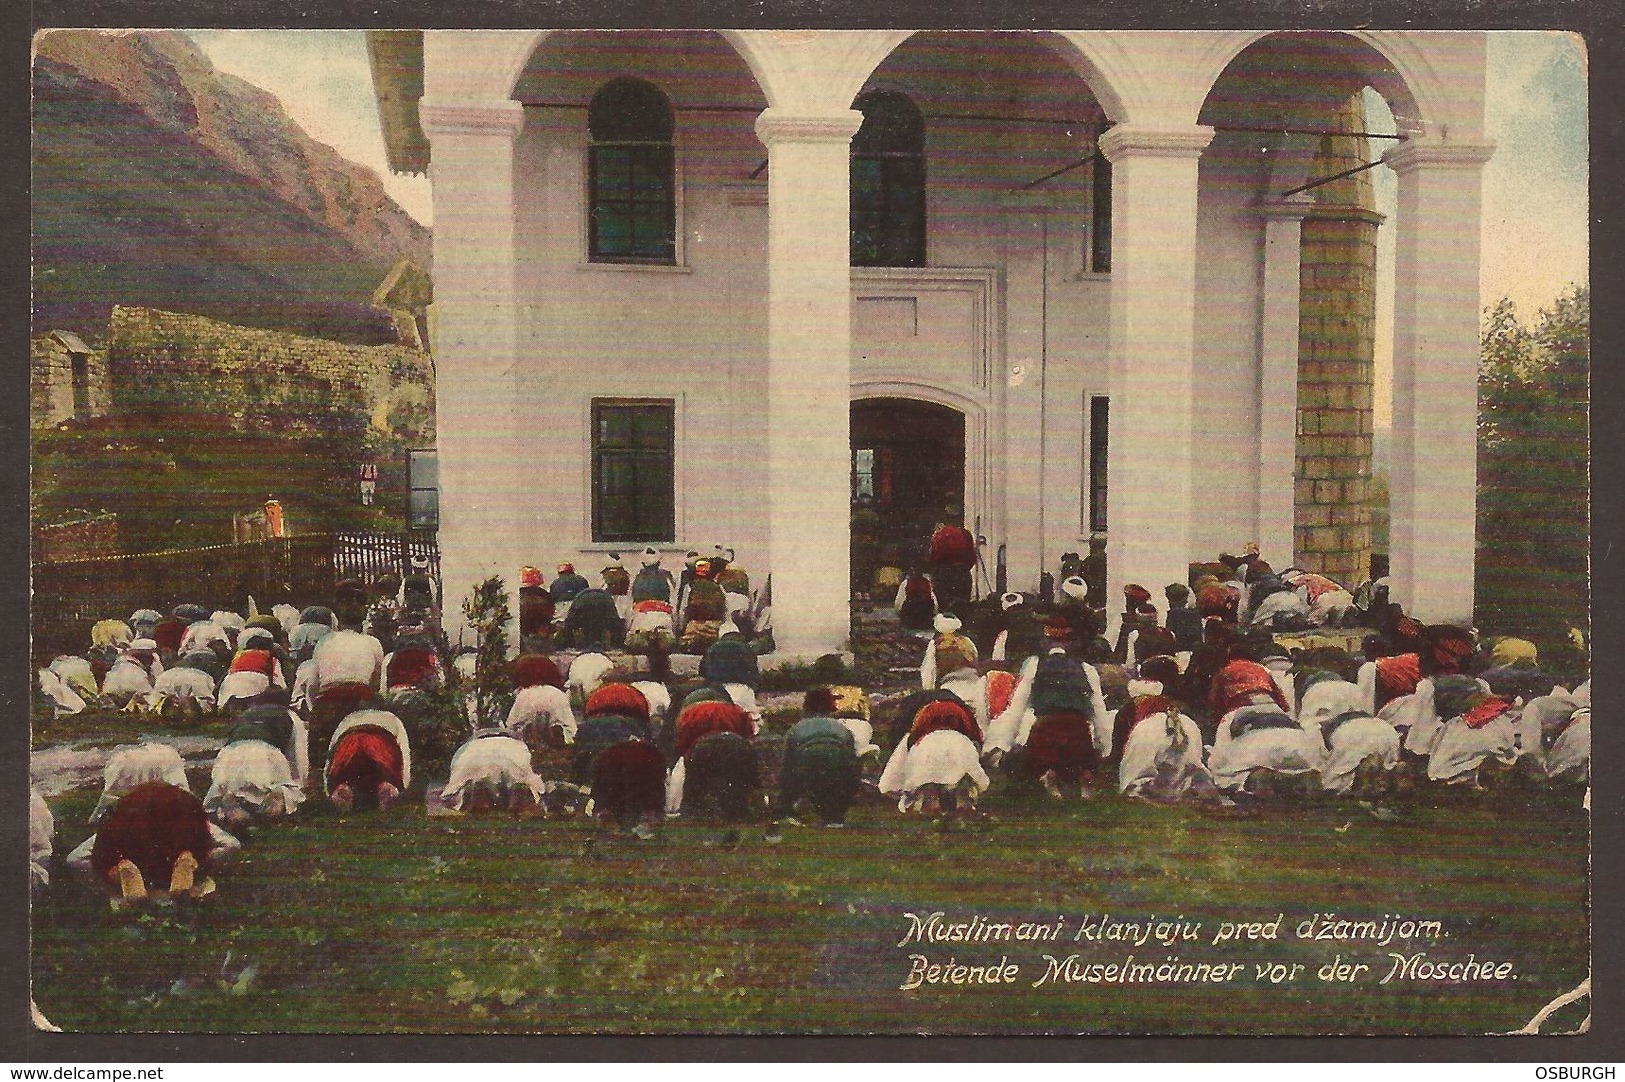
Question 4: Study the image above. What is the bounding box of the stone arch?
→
[1193,31,1436,136]
[1195,32,1401,587]
[422,30,775,109]
[853,30,1127,121]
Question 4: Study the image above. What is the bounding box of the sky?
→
[187,29,1587,328]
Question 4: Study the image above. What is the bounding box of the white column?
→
[420,99,527,645]
[1256,194,1313,567]
[754,108,864,658]
[998,192,1052,593]
[1383,138,1494,625]
[1098,123,1213,614]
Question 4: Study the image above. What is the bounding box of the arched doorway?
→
[850,398,965,596]
[1197,31,1420,587]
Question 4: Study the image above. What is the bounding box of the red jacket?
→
[1208,660,1291,716]
[1374,653,1422,705]
[907,700,983,748]
[928,526,977,568]
[229,649,279,678]
[91,782,214,884]
[675,701,753,760]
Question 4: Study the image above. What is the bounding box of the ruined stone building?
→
[31,330,110,428]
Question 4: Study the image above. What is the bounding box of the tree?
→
[1476,285,1588,668]
[461,576,515,729]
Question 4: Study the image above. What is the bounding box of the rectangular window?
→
[852,448,876,501]
[588,144,676,264]
[1087,394,1109,533]
[1090,151,1112,274]
[406,447,439,530]
[592,400,675,543]
[851,155,926,267]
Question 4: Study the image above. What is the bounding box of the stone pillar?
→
[1098,123,1213,614]
[1255,194,1313,569]
[1383,136,1495,625]
[1293,97,1384,586]
[419,99,527,644]
[754,108,864,658]
[1295,205,1383,585]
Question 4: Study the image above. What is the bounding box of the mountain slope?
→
[32,30,431,345]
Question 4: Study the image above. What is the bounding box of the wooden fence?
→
[32,532,438,658]
[333,530,440,585]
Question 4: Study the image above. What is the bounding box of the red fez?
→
[520,566,544,588]
[1125,583,1152,606]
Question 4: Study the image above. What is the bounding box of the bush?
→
[756,655,854,693]
[460,577,515,729]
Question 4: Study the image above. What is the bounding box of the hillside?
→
[32,30,431,345]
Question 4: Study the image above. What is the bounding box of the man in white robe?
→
[205,739,305,827]
[878,697,989,816]
[1206,705,1326,793]
[1117,706,1219,802]
[30,787,54,893]
[100,651,155,709]
[567,652,617,711]
[507,678,578,745]
[1298,675,1403,795]
[146,659,218,721]
[38,667,86,718]
[91,742,191,823]
[438,732,548,812]
[1426,691,1521,786]
[216,670,271,714]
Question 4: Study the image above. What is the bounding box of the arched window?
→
[588,78,676,264]
[850,90,925,267]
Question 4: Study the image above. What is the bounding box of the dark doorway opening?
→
[850,397,965,597]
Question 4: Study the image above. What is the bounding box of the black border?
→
[9,0,1622,1063]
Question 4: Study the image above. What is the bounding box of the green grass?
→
[31,776,1588,1035]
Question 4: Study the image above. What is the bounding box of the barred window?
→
[588,79,676,264]
[851,90,925,267]
[1087,394,1109,533]
[1090,150,1113,274]
[592,400,675,543]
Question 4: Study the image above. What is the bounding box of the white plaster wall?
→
[1191,134,1270,561]
[499,31,1126,594]
[852,33,1115,593]
[417,28,1486,631]
[510,64,773,577]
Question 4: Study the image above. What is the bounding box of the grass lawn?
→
[31,774,1589,1035]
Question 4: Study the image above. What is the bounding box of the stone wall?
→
[1293,91,1379,586]
[33,513,121,562]
[105,305,434,436]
